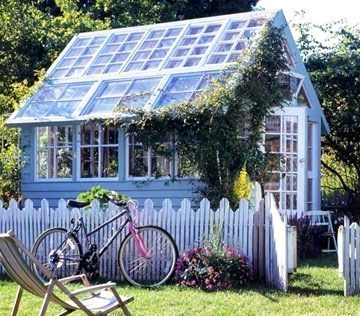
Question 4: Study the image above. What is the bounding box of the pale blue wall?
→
[20,125,200,208]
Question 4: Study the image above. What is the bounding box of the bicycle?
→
[31,195,179,287]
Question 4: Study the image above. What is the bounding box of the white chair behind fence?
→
[306,210,337,253]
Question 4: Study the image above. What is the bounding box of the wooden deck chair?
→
[0,231,134,316]
[305,210,338,253]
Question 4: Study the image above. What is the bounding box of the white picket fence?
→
[264,194,297,291]
[338,216,360,296]
[0,194,297,290]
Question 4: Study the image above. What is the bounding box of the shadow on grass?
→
[288,272,343,296]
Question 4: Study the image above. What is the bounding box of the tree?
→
[32,0,260,27]
[0,0,109,204]
[296,21,360,218]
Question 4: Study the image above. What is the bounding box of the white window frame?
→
[34,126,74,182]
[125,134,174,181]
[77,124,120,181]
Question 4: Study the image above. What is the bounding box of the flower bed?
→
[175,245,253,292]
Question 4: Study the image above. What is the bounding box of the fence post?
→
[343,216,350,296]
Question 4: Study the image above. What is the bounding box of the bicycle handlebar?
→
[67,194,128,209]
[103,194,128,206]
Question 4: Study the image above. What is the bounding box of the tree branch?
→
[321,160,354,194]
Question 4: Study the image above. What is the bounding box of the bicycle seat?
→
[67,200,90,208]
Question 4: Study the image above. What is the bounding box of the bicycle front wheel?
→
[32,228,82,282]
[118,225,178,287]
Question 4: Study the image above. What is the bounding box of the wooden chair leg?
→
[11,286,23,316]
[40,278,56,316]
[111,288,132,316]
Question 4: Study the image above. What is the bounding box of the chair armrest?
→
[58,274,89,284]
[69,282,116,296]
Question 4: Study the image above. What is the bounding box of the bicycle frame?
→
[70,206,134,258]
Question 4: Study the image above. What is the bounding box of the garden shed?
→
[7,10,329,214]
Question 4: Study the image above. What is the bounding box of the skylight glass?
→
[154,72,219,109]
[83,77,161,115]
[8,11,278,125]
[17,83,93,118]
[206,18,262,65]
[124,27,183,72]
[50,36,107,78]
[164,23,221,69]
[86,31,145,75]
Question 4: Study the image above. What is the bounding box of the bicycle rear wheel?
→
[118,225,178,287]
[32,228,82,282]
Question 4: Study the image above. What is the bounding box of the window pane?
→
[46,101,78,117]
[265,135,280,152]
[99,81,130,97]
[21,102,50,117]
[56,148,72,178]
[148,30,164,39]
[128,135,148,177]
[157,38,175,47]
[165,28,182,37]
[81,147,99,178]
[36,126,73,179]
[166,76,201,92]
[207,55,226,64]
[229,21,246,29]
[80,124,119,178]
[198,35,214,44]
[110,34,127,43]
[184,58,200,67]
[205,24,221,33]
[187,26,203,35]
[155,92,191,108]
[265,116,281,133]
[101,147,118,177]
[37,149,49,179]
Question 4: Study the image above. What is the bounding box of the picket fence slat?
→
[338,216,360,296]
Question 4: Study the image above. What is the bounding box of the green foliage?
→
[77,185,128,210]
[34,0,259,28]
[175,245,253,291]
[117,24,287,206]
[296,21,360,216]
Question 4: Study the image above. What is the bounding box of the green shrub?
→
[288,215,323,258]
[76,185,128,210]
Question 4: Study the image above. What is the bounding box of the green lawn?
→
[1,254,360,315]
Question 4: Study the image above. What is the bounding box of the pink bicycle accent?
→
[129,221,149,258]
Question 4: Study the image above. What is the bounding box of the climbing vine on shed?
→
[114,23,288,207]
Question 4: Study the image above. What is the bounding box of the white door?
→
[265,108,307,215]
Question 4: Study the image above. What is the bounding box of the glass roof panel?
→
[120,78,160,108]
[17,83,93,118]
[85,31,145,76]
[8,12,278,124]
[83,77,161,114]
[153,72,219,109]
[49,36,106,79]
